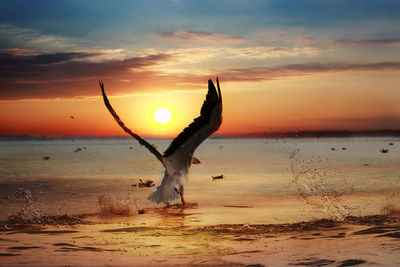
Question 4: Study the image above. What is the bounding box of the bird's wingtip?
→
[216,77,221,101]
[99,80,104,90]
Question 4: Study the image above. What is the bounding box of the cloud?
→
[143,46,319,68]
[4,48,39,56]
[330,38,400,46]
[0,51,172,100]
[158,30,249,44]
[0,23,89,53]
[222,46,319,59]
[217,62,400,81]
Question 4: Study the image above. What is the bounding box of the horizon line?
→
[1,129,399,140]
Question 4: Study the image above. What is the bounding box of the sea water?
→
[0,137,399,224]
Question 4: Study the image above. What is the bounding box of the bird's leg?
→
[178,186,197,207]
[179,185,185,205]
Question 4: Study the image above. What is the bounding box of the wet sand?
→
[1,210,399,267]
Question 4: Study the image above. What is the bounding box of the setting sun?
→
[153,107,172,125]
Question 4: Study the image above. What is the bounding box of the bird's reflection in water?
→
[153,205,202,227]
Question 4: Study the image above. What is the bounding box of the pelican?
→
[99,79,222,206]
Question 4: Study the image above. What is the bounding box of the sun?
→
[153,107,172,125]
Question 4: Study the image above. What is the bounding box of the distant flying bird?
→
[99,79,222,206]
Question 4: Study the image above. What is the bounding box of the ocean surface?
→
[1,137,399,225]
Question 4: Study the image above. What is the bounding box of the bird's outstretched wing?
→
[99,81,165,167]
[163,78,222,164]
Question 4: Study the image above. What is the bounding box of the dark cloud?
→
[330,38,400,46]
[158,30,248,44]
[0,51,172,100]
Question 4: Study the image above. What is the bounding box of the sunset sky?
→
[1,0,400,137]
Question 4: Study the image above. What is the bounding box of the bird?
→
[99,78,222,206]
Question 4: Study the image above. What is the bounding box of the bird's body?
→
[99,79,222,205]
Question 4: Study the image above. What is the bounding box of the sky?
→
[0,0,400,137]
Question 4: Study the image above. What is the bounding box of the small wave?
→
[7,214,85,226]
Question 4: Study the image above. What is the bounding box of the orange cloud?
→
[4,48,39,56]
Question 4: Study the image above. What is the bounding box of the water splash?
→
[6,185,48,223]
[98,192,140,216]
[381,191,400,217]
[288,148,353,220]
